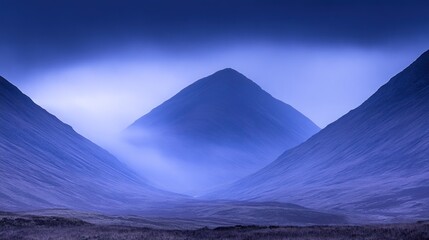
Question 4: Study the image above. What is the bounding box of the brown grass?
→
[1,217,428,240]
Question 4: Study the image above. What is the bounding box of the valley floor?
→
[0,214,428,240]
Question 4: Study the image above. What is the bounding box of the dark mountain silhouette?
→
[208,51,429,220]
[125,68,320,194]
[0,76,176,212]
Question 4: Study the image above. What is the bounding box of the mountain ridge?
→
[0,76,179,212]
[207,51,429,220]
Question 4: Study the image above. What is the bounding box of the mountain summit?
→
[209,51,429,219]
[125,68,320,194]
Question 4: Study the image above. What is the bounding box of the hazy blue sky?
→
[1,0,429,142]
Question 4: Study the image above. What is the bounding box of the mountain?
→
[0,73,349,226]
[0,76,176,212]
[208,51,429,220]
[125,68,320,194]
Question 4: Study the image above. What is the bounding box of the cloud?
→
[2,1,429,43]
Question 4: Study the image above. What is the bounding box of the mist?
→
[105,130,255,195]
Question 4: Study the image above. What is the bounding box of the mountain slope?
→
[209,51,429,219]
[125,68,320,194]
[0,76,176,211]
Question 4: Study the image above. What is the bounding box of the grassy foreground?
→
[0,215,428,240]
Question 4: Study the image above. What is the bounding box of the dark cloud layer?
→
[1,0,428,78]
[2,0,429,51]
